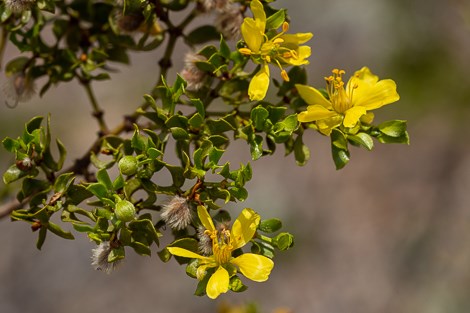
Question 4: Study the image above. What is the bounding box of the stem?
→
[81,80,109,135]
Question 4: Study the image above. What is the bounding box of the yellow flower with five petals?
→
[239,0,313,101]
[167,206,274,299]
[296,67,400,135]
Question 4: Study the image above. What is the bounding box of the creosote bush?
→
[0,0,409,301]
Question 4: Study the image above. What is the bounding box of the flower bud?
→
[118,155,138,176]
[273,232,294,251]
[115,199,136,222]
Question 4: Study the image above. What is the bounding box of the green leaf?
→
[108,246,125,262]
[186,25,220,45]
[96,168,113,191]
[251,105,269,131]
[377,132,410,145]
[229,276,248,292]
[348,132,374,150]
[331,145,350,170]
[3,165,27,184]
[190,99,205,118]
[170,127,190,140]
[293,135,310,166]
[130,241,151,256]
[25,116,44,134]
[249,135,264,160]
[36,227,48,250]
[266,9,286,30]
[219,35,231,59]
[5,57,30,75]
[2,137,19,152]
[378,120,408,137]
[54,172,75,194]
[206,118,235,135]
[259,218,282,233]
[165,164,185,188]
[86,183,109,199]
[47,222,74,240]
[188,113,204,129]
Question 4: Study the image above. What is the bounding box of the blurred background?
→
[1,0,470,312]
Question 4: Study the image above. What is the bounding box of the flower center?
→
[207,229,233,265]
[325,69,357,113]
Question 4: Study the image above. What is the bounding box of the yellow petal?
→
[281,33,313,45]
[231,208,260,250]
[343,106,367,128]
[354,79,400,110]
[241,18,263,52]
[295,84,331,108]
[353,66,379,85]
[206,266,229,299]
[316,116,343,136]
[197,205,215,231]
[250,0,266,30]
[231,254,274,282]
[249,65,270,101]
[298,105,337,123]
[167,247,210,261]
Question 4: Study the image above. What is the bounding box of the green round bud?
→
[115,199,136,222]
[118,155,138,176]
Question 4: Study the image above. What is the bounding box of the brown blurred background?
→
[1,0,470,312]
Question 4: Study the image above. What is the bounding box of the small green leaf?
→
[293,135,310,166]
[259,218,283,233]
[96,168,113,191]
[86,183,109,199]
[378,120,408,137]
[229,276,248,292]
[266,9,286,30]
[348,132,374,150]
[249,135,264,160]
[186,25,220,45]
[108,246,125,262]
[190,99,205,118]
[219,35,231,59]
[47,222,74,240]
[189,113,204,129]
[36,226,48,250]
[54,172,75,194]
[2,137,19,152]
[170,127,190,140]
[5,57,30,75]
[251,105,269,131]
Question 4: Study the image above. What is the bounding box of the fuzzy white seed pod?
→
[91,242,121,274]
[3,72,35,108]
[197,226,213,255]
[181,53,208,91]
[4,0,36,13]
[215,4,243,41]
[161,196,193,230]
[198,0,230,13]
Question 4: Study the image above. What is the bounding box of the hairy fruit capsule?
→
[115,199,136,222]
[118,155,138,176]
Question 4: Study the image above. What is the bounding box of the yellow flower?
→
[296,67,400,135]
[167,206,274,299]
[239,0,313,101]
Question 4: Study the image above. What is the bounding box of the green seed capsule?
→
[115,199,136,222]
[118,155,138,176]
